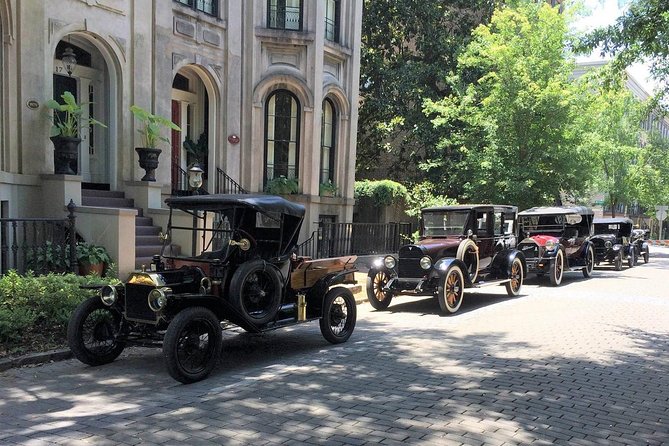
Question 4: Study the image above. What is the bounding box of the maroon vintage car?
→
[366,205,526,314]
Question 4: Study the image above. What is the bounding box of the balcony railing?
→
[265,163,297,182]
[268,5,302,31]
[325,16,337,42]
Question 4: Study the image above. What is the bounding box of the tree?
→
[357,0,499,186]
[425,2,595,210]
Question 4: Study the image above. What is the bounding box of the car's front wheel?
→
[582,245,594,278]
[614,252,623,271]
[549,250,564,286]
[67,296,126,366]
[628,248,636,268]
[320,287,356,344]
[163,307,223,384]
[643,247,650,264]
[505,257,524,296]
[366,269,393,310]
[437,265,465,314]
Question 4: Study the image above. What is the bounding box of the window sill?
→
[255,27,315,44]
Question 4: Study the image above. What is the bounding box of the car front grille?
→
[518,243,539,259]
[124,284,158,323]
[398,245,425,278]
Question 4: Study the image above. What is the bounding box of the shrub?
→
[264,176,299,195]
[354,179,408,206]
[405,181,458,219]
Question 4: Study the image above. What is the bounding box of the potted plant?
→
[46,91,107,175]
[319,180,338,197]
[264,176,299,195]
[183,132,208,174]
[130,104,181,181]
[76,242,112,276]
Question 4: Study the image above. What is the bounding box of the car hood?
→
[591,234,616,242]
[521,235,560,247]
[407,237,463,258]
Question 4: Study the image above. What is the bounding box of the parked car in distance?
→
[366,205,525,314]
[631,228,650,264]
[591,217,635,270]
[517,206,595,286]
[68,194,358,384]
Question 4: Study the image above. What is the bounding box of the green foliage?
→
[425,2,595,210]
[0,270,118,346]
[46,91,107,137]
[183,132,208,166]
[130,104,181,149]
[26,241,72,273]
[357,0,498,184]
[404,181,458,219]
[264,176,299,195]
[76,242,112,266]
[354,179,408,206]
[319,180,339,197]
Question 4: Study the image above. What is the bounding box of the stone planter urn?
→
[136,147,162,182]
[51,135,81,175]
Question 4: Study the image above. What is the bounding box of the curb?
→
[0,348,72,373]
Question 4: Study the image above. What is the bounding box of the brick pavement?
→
[1,248,669,445]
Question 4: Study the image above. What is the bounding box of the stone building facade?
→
[0,0,362,276]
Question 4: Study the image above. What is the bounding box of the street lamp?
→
[61,47,77,77]
[188,163,204,194]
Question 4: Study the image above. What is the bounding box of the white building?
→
[0,0,363,276]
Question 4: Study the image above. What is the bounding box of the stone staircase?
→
[81,187,168,269]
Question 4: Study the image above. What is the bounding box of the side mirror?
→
[467,229,477,240]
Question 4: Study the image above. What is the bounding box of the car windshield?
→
[163,209,237,260]
[422,211,469,236]
[594,223,620,236]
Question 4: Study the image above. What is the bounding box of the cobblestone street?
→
[2,248,669,445]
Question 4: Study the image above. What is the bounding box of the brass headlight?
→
[148,287,172,312]
[100,285,117,306]
[384,255,397,269]
[545,240,556,250]
[420,256,432,270]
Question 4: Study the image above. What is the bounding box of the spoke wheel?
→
[229,260,282,326]
[320,287,357,344]
[164,307,222,384]
[549,250,564,286]
[505,258,524,296]
[68,296,125,366]
[582,245,594,278]
[628,249,636,268]
[438,265,464,314]
[366,269,393,310]
[614,252,623,271]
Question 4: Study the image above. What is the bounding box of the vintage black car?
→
[631,228,651,264]
[366,205,525,314]
[591,217,634,270]
[517,206,595,286]
[68,194,357,383]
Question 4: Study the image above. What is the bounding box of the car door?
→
[475,209,495,272]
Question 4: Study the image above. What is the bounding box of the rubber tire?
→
[582,245,594,278]
[163,307,222,384]
[456,239,479,283]
[438,265,465,314]
[627,249,636,268]
[549,250,564,286]
[320,287,357,344]
[643,248,649,264]
[505,257,524,296]
[366,269,393,310]
[67,296,125,366]
[229,259,283,326]
[614,252,623,271]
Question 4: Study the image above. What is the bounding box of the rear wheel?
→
[437,265,465,314]
[229,260,282,326]
[366,269,393,310]
[163,307,222,384]
[320,287,356,344]
[549,250,564,286]
[614,252,623,271]
[67,296,125,366]
[505,258,524,296]
[582,245,594,278]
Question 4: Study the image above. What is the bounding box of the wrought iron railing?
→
[171,165,190,196]
[216,168,248,194]
[268,5,301,31]
[297,222,414,259]
[265,164,297,182]
[325,16,337,42]
[0,201,78,275]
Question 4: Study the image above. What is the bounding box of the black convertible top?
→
[519,206,593,216]
[423,204,517,213]
[165,194,305,217]
[594,217,633,225]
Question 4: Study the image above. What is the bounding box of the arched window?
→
[265,90,300,183]
[320,98,336,184]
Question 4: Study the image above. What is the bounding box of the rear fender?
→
[433,257,473,287]
[490,250,526,280]
[305,268,358,311]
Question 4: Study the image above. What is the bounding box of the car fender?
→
[490,249,526,280]
[305,268,359,310]
[433,257,473,287]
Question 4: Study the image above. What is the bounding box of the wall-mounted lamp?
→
[228,134,240,144]
[61,47,77,77]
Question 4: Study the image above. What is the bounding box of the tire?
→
[549,250,564,286]
[614,252,623,271]
[627,249,636,268]
[456,239,479,283]
[67,296,125,366]
[366,269,393,310]
[320,287,357,344]
[643,248,649,264]
[505,257,524,296]
[437,265,465,314]
[163,307,222,384]
[229,259,283,326]
[582,245,594,278]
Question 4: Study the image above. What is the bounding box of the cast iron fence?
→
[216,167,247,194]
[297,222,413,259]
[0,201,78,275]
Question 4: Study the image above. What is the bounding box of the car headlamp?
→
[100,285,117,306]
[613,245,621,251]
[605,241,612,249]
[384,255,397,269]
[420,256,432,270]
[148,287,172,312]
[544,240,556,250]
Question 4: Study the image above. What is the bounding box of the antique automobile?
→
[67,194,357,383]
[591,217,634,270]
[631,228,650,264]
[366,205,525,314]
[517,206,595,286]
